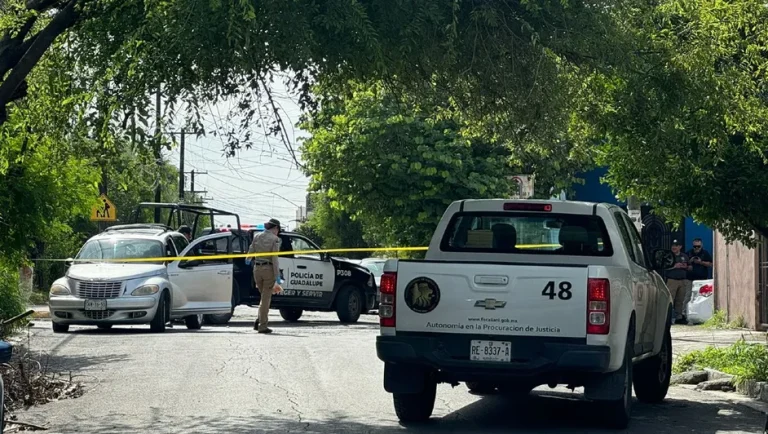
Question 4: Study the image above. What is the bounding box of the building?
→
[713,233,768,330]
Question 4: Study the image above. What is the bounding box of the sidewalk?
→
[671,324,767,357]
[28,305,49,319]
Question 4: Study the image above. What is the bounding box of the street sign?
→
[509,175,535,199]
[91,194,117,222]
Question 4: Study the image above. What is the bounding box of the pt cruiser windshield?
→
[76,238,166,264]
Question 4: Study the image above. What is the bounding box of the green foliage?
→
[301,82,521,247]
[0,264,25,338]
[702,310,748,330]
[673,339,768,384]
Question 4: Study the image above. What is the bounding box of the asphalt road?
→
[11,308,765,434]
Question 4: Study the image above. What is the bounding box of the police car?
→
[202,225,378,325]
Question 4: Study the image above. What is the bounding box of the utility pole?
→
[153,88,162,223]
[186,169,209,204]
[178,129,185,201]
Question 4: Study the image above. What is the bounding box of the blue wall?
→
[570,168,713,277]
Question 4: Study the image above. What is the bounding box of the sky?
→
[162,81,310,231]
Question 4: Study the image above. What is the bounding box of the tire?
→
[466,381,496,394]
[600,329,634,429]
[185,314,204,330]
[150,292,169,333]
[97,324,113,330]
[52,322,69,333]
[205,284,238,325]
[336,286,363,324]
[633,325,672,403]
[279,308,303,322]
[393,379,437,423]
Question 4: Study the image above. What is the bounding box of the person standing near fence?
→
[247,218,282,334]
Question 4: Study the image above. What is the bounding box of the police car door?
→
[287,235,334,299]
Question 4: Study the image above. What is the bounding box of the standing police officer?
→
[247,218,282,334]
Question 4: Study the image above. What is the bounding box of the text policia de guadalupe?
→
[289,271,324,287]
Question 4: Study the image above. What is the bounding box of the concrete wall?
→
[714,232,758,329]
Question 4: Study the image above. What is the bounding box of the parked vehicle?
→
[0,340,12,434]
[376,199,674,429]
[687,279,714,324]
[206,229,377,325]
[48,224,233,333]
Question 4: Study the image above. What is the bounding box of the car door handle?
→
[218,270,230,275]
[297,265,307,269]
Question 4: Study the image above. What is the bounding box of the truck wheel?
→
[633,325,672,403]
[466,382,496,394]
[600,330,634,429]
[185,314,204,330]
[393,379,437,423]
[52,322,69,333]
[336,286,363,324]
[279,308,303,322]
[150,292,169,333]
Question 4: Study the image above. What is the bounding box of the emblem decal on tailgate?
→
[404,277,440,314]
[474,299,507,310]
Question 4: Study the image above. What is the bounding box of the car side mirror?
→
[651,249,674,271]
[65,258,74,267]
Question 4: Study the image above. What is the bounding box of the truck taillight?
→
[587,278,610,335]
[379,272,397,327]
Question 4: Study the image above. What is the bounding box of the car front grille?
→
[82,310,115,320]
[75,281,123,299]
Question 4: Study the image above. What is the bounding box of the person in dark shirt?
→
[683,238,713,324]
[666,239,690,324]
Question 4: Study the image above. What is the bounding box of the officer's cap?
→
[265,218,281,230]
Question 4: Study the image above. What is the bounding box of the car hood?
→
[67,263,167,281]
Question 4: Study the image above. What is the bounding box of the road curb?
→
[677,384,768,416]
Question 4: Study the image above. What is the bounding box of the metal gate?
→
[640,205,684,252]
[758,236,768,329]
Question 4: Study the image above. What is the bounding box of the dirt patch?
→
[2,344,84,431]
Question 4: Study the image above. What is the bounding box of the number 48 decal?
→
[542,281,573,300]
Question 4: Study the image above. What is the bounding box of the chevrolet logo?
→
[474,299,507,310]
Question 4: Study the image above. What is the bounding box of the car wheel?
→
[97,324,113,330]
[600,329,634,429]
[279,308,303,322]
[336,286,363,324]
[393,379,437,423]
[633,325,672,403]
[150,292,169,333]
[185,314,204,330]
[52,322,69,333]
[466,381,496,395]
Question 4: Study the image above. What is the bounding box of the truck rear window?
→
[440,212,613,256]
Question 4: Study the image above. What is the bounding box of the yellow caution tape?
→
[31,243,583,263]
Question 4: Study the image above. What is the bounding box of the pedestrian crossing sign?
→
[91,194,117,221]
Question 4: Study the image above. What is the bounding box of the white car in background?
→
[687,279,714,324]
[361,258,386,288]
[48,224,234,333]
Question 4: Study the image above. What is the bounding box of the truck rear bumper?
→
[377,334,611,391]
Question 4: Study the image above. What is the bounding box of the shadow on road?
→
[222,320,379,330]
[19,391,763,434]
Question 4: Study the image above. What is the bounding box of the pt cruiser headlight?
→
[131,284,160,296]
[50,284,70,296]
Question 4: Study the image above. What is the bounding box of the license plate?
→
[470,340,511,362]
[84,300,107,311]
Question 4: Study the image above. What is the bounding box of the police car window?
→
[441,212,613,256]
[279,235,294,258]
[292,237,321,260]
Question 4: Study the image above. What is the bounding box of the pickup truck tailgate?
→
[395,261,589,339]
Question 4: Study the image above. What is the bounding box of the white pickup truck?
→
[376,199,675,429]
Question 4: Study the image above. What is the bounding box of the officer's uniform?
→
[248,220,281,333]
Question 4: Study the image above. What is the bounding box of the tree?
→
[301,82,523,247]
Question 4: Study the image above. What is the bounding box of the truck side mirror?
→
[651,249,674,271]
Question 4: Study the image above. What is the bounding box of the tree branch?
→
[0,0,80,127]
